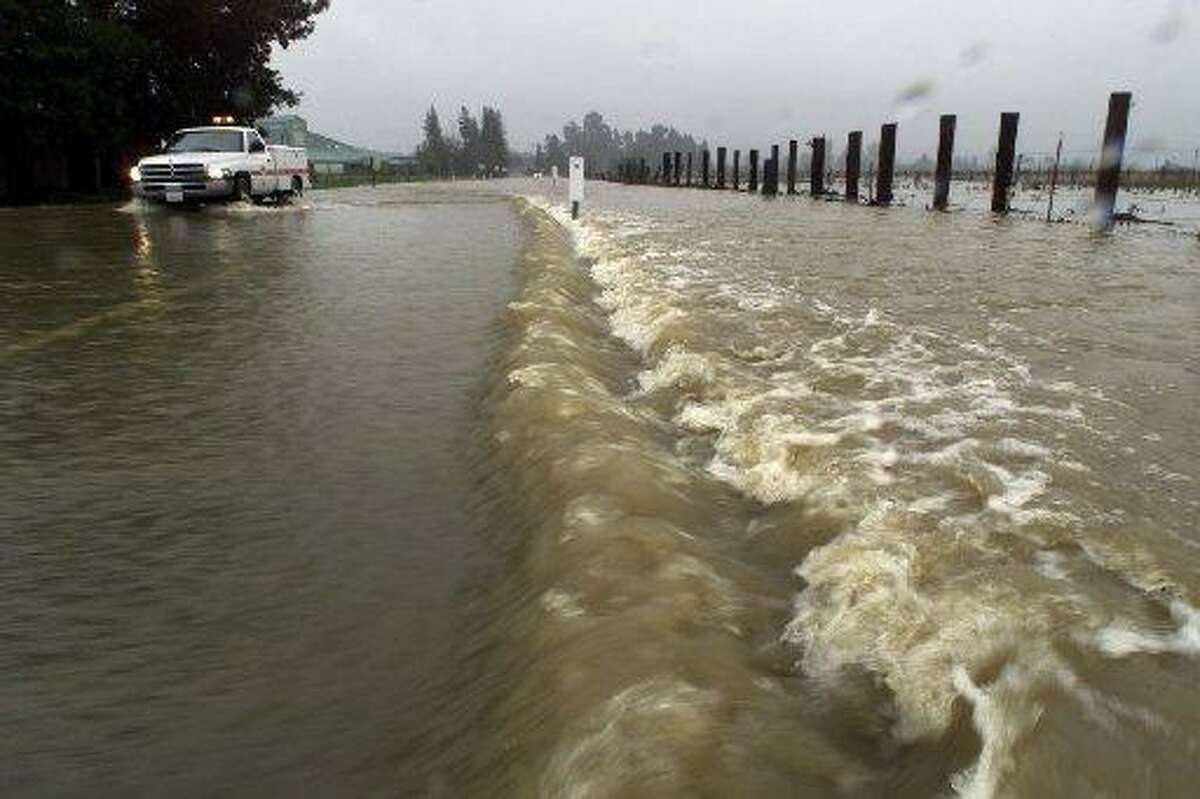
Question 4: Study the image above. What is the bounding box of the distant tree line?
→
[533,112,707,177]
[0,0,329,204]
[417,105,509,178]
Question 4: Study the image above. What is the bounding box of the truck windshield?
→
[165,130,243,153]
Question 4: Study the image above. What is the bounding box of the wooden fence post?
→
[934,113,956,210]
[763,147,779,196]
[748,149,759,193]
[1095,91,1132,229]
[686,151,693,187]
[875,123,897,205]
[702,149,710,187]
[673,151,682,185]
[810,137,826,197]
[716,147,727,189]
[787,139,798,195]
[733,149,741,190]
[662,152,671,184]
[846,131,862,201]
[991,112,1020,213]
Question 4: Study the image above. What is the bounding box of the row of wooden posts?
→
[613,92,1133,229]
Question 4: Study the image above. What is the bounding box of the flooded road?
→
[1,187,518,794]
[3,180,1199,797]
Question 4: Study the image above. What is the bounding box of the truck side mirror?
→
[249,139,265,153]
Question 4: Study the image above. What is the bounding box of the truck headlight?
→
[206,165,228,180]
[129,166,141,182]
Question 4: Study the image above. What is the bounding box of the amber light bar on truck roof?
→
[211,115,237,125]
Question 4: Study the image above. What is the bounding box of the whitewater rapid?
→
[461,181,1200,797]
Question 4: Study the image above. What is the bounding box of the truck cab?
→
[130,125,310,205]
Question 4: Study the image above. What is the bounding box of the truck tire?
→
[291,176,304,198]
[234,174,252,203]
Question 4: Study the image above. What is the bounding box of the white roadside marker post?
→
[569,156,584,219]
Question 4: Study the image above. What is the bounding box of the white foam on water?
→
[636,346,715,394]
[996,438,1053,459]
[560,494,627,542]
[1144,463,1194,484]
[903,438,980,466]
[677,398,744,434]
[1095,600,1200,658]
[523,193,1109,531]
[506,362,610,400]
[540,678,721,798]
[1073,536,1184,601]
[690,305,1073,517]
[811,298,836,316]
[983,464,1050,519]
[949,663,1045,799]
[708,448,841,507]
[780,493,1127,759]
[507,364,552,388]
[859,445,899,485]
[908,494,953,514]
[587,253,688,356]
[542,589,587,619]
[1033,550,1070,581]
[512,192,1197,793]
[551,210,1093,538]
[734,292,782,312]
[949,652,1183,799]
[702,411,851,505]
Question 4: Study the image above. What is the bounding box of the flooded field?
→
[882,178,1200,230]
[3,180,1198,797]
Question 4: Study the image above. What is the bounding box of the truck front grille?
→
[140,163,208,190]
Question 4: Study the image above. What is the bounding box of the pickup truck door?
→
[247,133,272,193]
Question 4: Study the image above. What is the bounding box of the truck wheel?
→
[291,176,304,198]
[234,174,252,203]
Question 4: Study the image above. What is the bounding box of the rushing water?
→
[3,181,1199,797]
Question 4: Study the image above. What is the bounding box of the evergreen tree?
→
[479,107,508,177]
[418,105,449,177]
[543,134,567,176]
[457,106,481,177]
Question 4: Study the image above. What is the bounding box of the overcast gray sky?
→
[272,0,1199,161]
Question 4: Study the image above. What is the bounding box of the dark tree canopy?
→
[479,107,508,175]
[418,105,451,177]
[131,0,331,131]
[417,103,509,178]
[533,112,707,178]
[0,0,330,203]
[456,106,481,175]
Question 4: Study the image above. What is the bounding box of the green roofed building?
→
[257,114,308,148]
[257,115,416,175]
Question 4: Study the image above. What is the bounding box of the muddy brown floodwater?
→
[2,180,1198,797]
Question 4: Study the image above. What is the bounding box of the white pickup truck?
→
[130,125,309,205]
